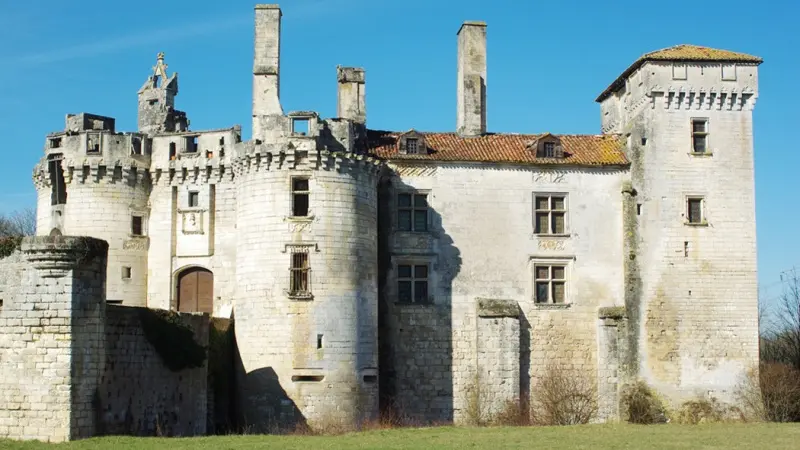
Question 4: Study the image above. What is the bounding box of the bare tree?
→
[763,268,800,370]
[0,207,36,237]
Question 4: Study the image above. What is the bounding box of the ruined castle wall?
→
[612,61,760,405]
[0,237,107,443]
[381,163,626,424]
[98,306,209,437]
[234,148,380,430]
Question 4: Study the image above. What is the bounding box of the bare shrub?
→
[621,381,668,424]
[736,363,800,422]
[530,363,597,425]
[0,208,36,238]
[489,398,529,426]
[673,397,727,424]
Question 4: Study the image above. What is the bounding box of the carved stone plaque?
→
[181,209,205,235]
[533,172,566,184]
[537,239,565,251]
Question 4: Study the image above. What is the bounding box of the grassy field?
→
[2,424,800,449]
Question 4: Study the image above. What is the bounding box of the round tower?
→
[233,135,382,430]
[33,115,151,305]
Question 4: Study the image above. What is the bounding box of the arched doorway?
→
[177,267,214,313]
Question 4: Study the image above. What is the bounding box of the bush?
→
[530,363,597,425]
[735,363,800,422]
[674,397,727,424]
[0,236,22,258]
[621,381,668,424]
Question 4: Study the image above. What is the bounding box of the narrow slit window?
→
[289,250,311,297]
[397,264,429,304]
[169,142,177,160]
[692,119,708,153]
[292,178,310,217]
[534,264,567,304]
[397,193,428,232]
[317,334,323,349]
[534,194,567,234]
[47,154,67,205]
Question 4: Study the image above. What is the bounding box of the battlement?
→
[231,144,383,177]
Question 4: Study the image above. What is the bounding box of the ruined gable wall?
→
[380,163,626,424]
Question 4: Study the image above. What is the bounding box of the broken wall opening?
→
[47,153,67,206]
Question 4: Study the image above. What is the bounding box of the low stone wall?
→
[98,306,209,437]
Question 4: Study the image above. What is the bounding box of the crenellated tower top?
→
[138,52,189,134]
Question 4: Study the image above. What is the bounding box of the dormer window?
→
[533,135,564,158]
[406,138,419,154]
[543,142,555,158]
[398,130,427,155]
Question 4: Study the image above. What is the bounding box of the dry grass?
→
[735,363,800,422]
[529,363,597,426]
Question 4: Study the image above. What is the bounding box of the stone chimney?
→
[456,21,487,137]
[337,66,366,124]
[252,4,283,124]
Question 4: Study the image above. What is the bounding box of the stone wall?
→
[476,299,520,423]
[98,306,209,437]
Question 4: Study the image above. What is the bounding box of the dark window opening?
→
[397,193,428,232]
[169,142,177,160]
[684,241,689,257]
[289,251,311,296]
[131,215,144,236]
[219,149,225,158]
[185,136,198,153]
[406,138,419,154]
[397,264,429,304]
[535,264,567,304]
[687,198,703,224]
[219,137,225,146]
[188,191,199,207]
[292,375,323,382]
[637,203,642,216]
[292,118,310,135]
[148,99,158,105]
[692,119,708,153]
[122,267,132,279]
[48,154,67,206]
[292,178,310,217]
[363,375,377,383]
[87,134,101,154]
[49,137,62,148]
[534,195,566,234]
[131,137,142,155]
[641,137,647,146]
[541,142,556,158]
[317,334,323,349]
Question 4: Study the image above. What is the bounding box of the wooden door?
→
[177,268,213,314]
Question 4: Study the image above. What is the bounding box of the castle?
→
[1,2,762,441]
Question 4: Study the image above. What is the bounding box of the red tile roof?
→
[366,130,628,167]
[597,44,763,102]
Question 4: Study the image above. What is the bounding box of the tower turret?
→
[138,52,189,134]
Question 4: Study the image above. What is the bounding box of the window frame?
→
[690,118,710,155]
[131,214,145,237]
[529,257,573,307]
[288,248,312,299]
[533,193,569,236]
[290,176,311,218]
[396,262,431,305]
[188,191,199,208]
[685,195,707,226]
[396,191,430,233]
[406,138,419,155]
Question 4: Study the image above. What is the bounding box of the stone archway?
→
[177,267,214,314]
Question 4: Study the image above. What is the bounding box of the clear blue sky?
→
[0,0,797,304]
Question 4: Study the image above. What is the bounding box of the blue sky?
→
[0,0,797,304]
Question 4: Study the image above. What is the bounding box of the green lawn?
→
[2,424,800,449]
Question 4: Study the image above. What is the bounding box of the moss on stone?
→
[476,298,519,318]
[598,306,626,320]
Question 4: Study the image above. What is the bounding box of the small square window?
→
[50,137,62,148]
[188,191,199,207]
[292,178,310,217]
[397,193,428,232]
[397,264,429,304]
[122,267,132,279]
[721,64,737,81]
[292,118,310,135]
[687,198,704,224]
[534,264,567,304]
[131,215,144,236]
[406,138,418,154]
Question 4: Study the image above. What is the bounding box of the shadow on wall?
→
[231,309,308,434]
[377,174,462,425]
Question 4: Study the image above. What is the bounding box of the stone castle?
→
[1,2,762,442]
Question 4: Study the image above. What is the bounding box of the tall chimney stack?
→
[337,66,366,124]
[252,4,283,134]
[456,21,487,137]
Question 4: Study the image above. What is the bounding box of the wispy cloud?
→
[11,14,250,67]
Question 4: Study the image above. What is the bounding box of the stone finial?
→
[152,52,169,83]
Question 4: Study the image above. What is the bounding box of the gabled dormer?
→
[527,133,565,158]
[398,130,428,155]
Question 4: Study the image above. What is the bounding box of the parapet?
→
[65,113,116,134]
[21,235,109,278]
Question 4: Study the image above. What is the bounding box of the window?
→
[406,138,419,154]
[219,137,225,146]
[50,137,62,148]
[397,264,429,304]
[691,119,708,153]
[289,251,311,297]
[169,142,177,160]
[672,63,687,80]
[87,133,101,154]
[131,137,142,155]
[535,139,563,158]
[122,267,132,279]
[534,194,567,234]
[291,178,310,217]
[535,264,566,304]
[543,142,555,157]
[687,197,704,224]
[185,136,198,153]
[722,64,737,81]
[131,215,144,236]
[188,191,199,207]
[397,193,428,232]
[292,118,310,135]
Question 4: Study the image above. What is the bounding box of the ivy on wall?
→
[138,308,207,372]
